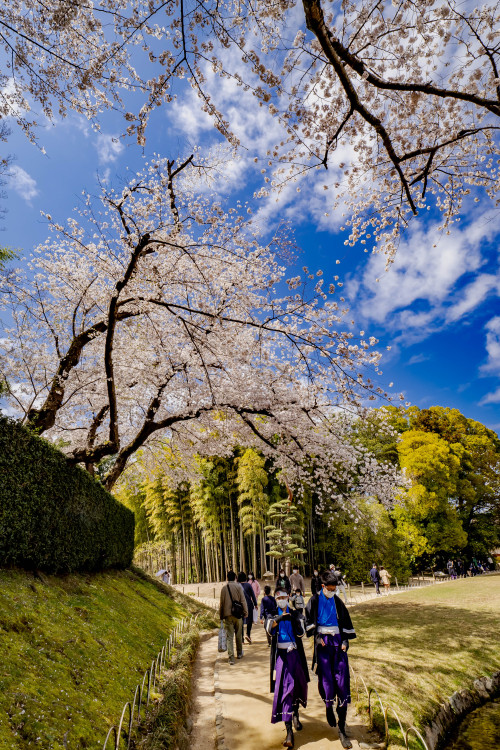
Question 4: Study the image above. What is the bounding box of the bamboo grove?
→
[115,406,500,584]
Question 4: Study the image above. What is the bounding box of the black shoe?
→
[283,721,294,748]
[228,656,235,665]
[339,730,353,749]
[237,652,244,659]
[292,712,302,731]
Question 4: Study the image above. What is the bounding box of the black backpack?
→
[227,583,244,619]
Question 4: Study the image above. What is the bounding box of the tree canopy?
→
[0,154,400,494]
[0,0,498,257]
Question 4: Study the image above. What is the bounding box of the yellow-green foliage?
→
[396,430,467,558]
[236,449,269,535]
[350,575,500,749]
[0,567,214,749]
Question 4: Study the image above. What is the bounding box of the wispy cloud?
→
[8,165,39,202]
[479,317,500,405]
[95,133,124,164]
[346,211,500,343]
[407,353,430,366]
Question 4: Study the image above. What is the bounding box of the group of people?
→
[447,558,494,577]
[219,566,356,749]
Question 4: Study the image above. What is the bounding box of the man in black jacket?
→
[369,564,381,594]
[305,570,356,749]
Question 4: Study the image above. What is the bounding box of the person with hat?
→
[305,570,356,749]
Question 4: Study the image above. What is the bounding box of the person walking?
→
[265,586,310,747]
[219,570,248,665]
[275,567,292,595]
[260,585,278,646]
[369,564,381,595]
[248,571,261,599]
[335,567,348,603]
[305,570,356,749]
[379,565,391,593]
[291,588,305,613]
[289,565,305,596]
[238,571,258,644]
[310,568,322,596]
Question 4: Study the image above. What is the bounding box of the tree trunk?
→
[260,529,266,576]
[239,524,244,571]
[180,513,187,584]
[230,498,237,571]
[204,537,211,582]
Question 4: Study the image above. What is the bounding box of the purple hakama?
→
[271,648,308,723]
[316,633,351,708]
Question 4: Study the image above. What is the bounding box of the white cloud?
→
[407,353,430,365]
[445,273,500,323]
[479,387,500,405]
[9,165,39,202]
[346,211,500,342]
[95,133,124,164]
[169,43,356,230]
[480,317,500,377]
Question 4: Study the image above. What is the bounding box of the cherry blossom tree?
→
[0,154,398,497]
[1,1,498,255]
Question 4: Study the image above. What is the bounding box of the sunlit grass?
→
[349,575,500,749]
[0,567,214,749]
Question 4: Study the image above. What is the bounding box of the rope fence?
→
[350,663,429,750]
[101,614,200,750]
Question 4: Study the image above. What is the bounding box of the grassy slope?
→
[349,575,500,748]
[0,567,215,750]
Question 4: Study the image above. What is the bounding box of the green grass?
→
[135,630,200,750]
[0,567,216,750]
[349,575,500,749]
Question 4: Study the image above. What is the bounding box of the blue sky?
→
[2,58,500,434]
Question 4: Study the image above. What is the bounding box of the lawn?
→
[349,575,500,749]
[0,567,215,750]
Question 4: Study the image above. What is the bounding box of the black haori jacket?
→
[305,593,356,670]
[265,609,310,692]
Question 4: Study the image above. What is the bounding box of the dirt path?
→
[212,623,380,750]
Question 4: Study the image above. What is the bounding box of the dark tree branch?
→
[26,308,139,433]
[303,0,417,213]
[104,231,152,450]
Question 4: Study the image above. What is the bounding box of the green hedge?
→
[0,417,134,573]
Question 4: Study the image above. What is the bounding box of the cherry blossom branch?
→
[26,308,139,432]
[303,0,500,115]
[303,0,417,213]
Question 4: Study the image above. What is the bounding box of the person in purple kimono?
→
[305,570,356,749]
[265,587,310,748]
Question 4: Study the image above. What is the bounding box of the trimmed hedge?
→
[0,417,134,573]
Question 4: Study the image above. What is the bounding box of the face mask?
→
[276,598,288,609]
[280,572,285,576]
[322,588,336,599]
[314,571,318,576]
[248,576,253,581]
